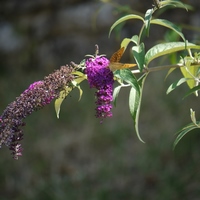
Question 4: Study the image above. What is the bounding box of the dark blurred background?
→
[1,0,200,199]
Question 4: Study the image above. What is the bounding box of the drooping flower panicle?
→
[0,65,75,159]
[85,55,114,120]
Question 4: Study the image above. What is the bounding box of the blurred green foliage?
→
[1,0,200,199]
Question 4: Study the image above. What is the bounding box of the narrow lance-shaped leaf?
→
[114,69,140,92]
[120,36,140,50]
[131,35,139,45]
[184,85,200,98]
[180,57,199,93]
[144,9,153,37]
[150,19,185,42]
[113,85,122,107]
[166,77,190,94]
[165,67,177,80]
[190,108,197,125]
[129,87,143,142]
[145,42,200,65]
[120,38,131,51]
[71,80,83,101]
[174,109,200,149]
[129,74,147,143]
[109,14,144,37]
[55,86,73,119]
[132,43,145,72]
[159,0,192,11]
[173,123,199,149]
[55,73,86,119]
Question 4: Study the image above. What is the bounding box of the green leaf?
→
[129,74,147,143]
[166,77,189,94]
[159,0,193,11]
[113,85,122,106]
[75,84,83,101]
[145,42,200,65]
[120,36,140,50]
[129,87,143,142]
[114,69,140,93]
[109,14,144,37]
[180,63,199,90]
[55,87,73,119]
[190,108,197,125]
[71,71,87,83]
[173,122,199,149]
[120,38,131,51]
[144,9,153,37]
[184,85,200,98]
[132,43,145,72]
[150,19,185,42]
[131,35,139,45]
[165,67,177,80]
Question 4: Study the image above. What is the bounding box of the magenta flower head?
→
[85,55,114,121]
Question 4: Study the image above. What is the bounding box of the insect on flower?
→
[108,47,137,71]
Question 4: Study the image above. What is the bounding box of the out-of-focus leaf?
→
[114,69,140,93]
[120,38,131,51]
[145,42,200,65]
[166,77,189,94]
[109,14,144,37]
[144,9,153,37]
[120,36,140,50]
[151,19,185,42]
[132,43,145,72]
[55,71,86,118]
[129,74,147,143]
[180,64,199,90]
[71,71,87,83]
[173,122,199,149]
[131,35,139,45]
[165,67,177,80]
[190,108,197,125]
[55,87,73,119]
[114,69,147,142]
[184,85,200,98]
[113,85,122,106]
[159,0,193,11]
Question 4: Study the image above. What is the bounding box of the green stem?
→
[132,63,200,74]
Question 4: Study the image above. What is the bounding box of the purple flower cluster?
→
[85,56,114,121]
[0,65,74,159]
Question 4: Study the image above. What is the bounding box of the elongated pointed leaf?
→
[180,65,198,89]
[173,122,199,149]
[114,69,140,93]
[166,77,190,94]
[120,36,140,51]
[120,38,131,51]
[144,9,153,37]
[160,0,192,11]
[129,87,143,142]
[129,75,147,143]
[113,85,122,106]
[145,42,200,65]
[190,108,197,125]
[132,43,145,72]
[109,14,144,37]
[184,85,200,98]
[151,19,185,42]
[165,67,177,80]
[55,87,73,118]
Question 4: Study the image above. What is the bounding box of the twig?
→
[131,63,200,74]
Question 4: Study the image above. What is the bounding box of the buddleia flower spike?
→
[85,45,114,122]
